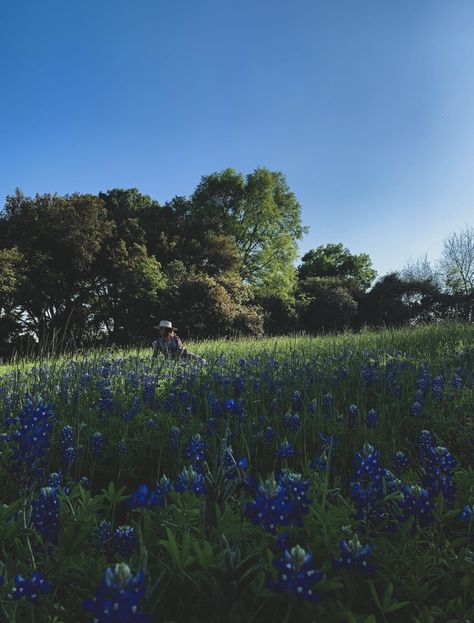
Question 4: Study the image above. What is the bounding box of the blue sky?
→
[1,0,473,277]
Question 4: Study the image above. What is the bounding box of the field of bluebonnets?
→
[0,323,473,623]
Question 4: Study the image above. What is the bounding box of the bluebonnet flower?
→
[147,475,172,508]
[278,471,311,525]
[332,536,373,573]
[310,451,329,473]
[309,399,317,414]
[410,401,423,417]
[222,398,246,423]
[47,471,63,488]
[96,520,112,549]
[421,446,457,506]
[245,475,292,534]
[282,412,301,432]
[269,545,323,602]
[292,391,303,412]
[174,467,207,495]
[63,446,77,468]
[233,376,245,396]
[10,571,52,602]
[350,443,394,523]
[129,484,149,508]
[223,446,248,480]
[123,397,141,422]
[459,505,473,521]
[348,404,358,429]
[97,385,114,412]
[398,484,434,529]
[277,439,296,459]
[60,425,74,448]
[323,393,334,414]
[169,426,181,453]
[31,486,60,546]
[263,426,276,443]
[366,409,378,429]
[319,432,338,450]
[431,375,445,400]
[10,400,54,483]
[418,430,433,454]
[83,563,150,622]
[90,432,104,457]
[245,472,310,534]
[143,375,156,404]
[113,525,136,558]
[450,374,463,389]
[392,451,409,471]
[184,434,207,469]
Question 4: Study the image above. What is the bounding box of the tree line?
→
[0,168,472,358]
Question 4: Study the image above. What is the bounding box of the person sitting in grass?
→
[152,320,206,365]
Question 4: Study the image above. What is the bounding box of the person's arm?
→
[175,336,188,357]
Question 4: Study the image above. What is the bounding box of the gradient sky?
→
[1,0,473,277]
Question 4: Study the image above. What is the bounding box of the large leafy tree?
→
[297,243,376,333]
[190,167,306,298]
[0,189,167,347]
[298,243,376,294]
[1,189,113,342]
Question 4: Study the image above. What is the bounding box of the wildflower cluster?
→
[83,563,150,622]
[9,400,54,484]
[269,545,323,602]
[245,471,311,534]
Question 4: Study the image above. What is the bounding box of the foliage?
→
[0,323,473,621]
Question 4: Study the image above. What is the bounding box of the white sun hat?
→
[154,320,178,331]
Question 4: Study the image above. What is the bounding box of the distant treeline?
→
[0,168,472,358]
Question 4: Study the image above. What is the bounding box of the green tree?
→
[298,243,376,294]
[1,189,113,342]
[191,167,306,298]
[297,243,376,333]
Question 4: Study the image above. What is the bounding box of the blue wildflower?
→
[398,484,434,529]
[277,439,296,459]
[90,432,104,457]
[113,525,136,558]
[174,467,207,495]
[60,425,74,448]
[332,536,373,573]
[292,391,303,412]
[348,404,358,429]
[421,446,457,506]
[263,426,276,443]
[10,571,52,603]
[366,409,378,429]
[10,400,54,483]
[169,426,181,453]
[459,505,473,521]
[147,475,172,507]
[411,401,423,417]
[129,484,149,508]
[269,545,323,602]
[282,412,301,432]
[63,446,77,468]
[184,434,207,469]
[96,520,112,550]
[31,486,60,546]
[83,563,150,622]
[392,451,409,471]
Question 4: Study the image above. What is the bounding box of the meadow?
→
[0,322,473,622]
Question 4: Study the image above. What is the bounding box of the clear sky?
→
[1,0,473,277]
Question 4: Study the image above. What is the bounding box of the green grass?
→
[2,320,473,375]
